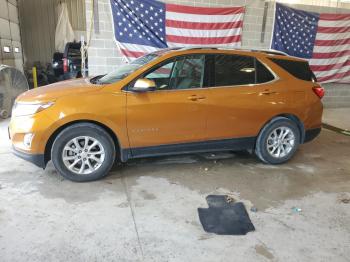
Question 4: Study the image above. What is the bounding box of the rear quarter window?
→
[269,58,316,82]
[256,60,275,83]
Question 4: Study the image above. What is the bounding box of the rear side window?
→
[269,58,315,82]
[214,54,255,86]
[256,60,275,83]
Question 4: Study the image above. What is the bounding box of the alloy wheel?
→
[266,126,295,158]
[62,136,105,175]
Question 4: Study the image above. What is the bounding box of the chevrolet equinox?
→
[9,48,324,182]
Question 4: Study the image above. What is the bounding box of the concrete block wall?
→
[85,0,124,75]
[322,84,350,108]
[85,0,273,75]
[85,0,350,108]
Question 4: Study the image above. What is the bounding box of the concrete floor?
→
[0,118,350,262]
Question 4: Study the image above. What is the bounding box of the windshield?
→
[95,53,159,84]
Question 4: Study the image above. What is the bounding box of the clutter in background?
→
[0,65,29,118]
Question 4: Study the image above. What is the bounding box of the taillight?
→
[63,58,68,73]
[312,86,325,99]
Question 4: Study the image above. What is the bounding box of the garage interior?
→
[1,0,350,261]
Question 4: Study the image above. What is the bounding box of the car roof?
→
[159,47,307,62]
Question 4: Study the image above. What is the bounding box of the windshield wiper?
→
[90,75,105,85]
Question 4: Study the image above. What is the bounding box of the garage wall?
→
[84,0,275,75]
[0,0,23,72]
[283,2,350,108]
[85,0,350,108]
[18,0,86,68]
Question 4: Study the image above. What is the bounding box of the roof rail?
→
[173,46,289,56]
[251,49,288,56]
[179,46,219,51]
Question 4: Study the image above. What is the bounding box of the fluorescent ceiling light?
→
[14,47,20,53]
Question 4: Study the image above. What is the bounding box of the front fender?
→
[40,91,129,152]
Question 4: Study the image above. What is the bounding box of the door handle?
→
[260,90,277,95]
[187,95,206,101]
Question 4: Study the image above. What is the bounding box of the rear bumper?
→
[12,146,46,169]
[304,128,321,143]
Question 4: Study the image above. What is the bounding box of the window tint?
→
[143,55,205,90]
[214,55,255,86]
[256,60,275,83]
[170,55,205,89]
[144,60,175,90]
[131,53,159,65]
[269,58,314,82]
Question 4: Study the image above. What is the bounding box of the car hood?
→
[17,78,103,103]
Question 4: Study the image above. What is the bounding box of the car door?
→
[126,54,209,153]
[206,54,286,140]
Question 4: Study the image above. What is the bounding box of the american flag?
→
[110,0,245,60]
[272,3,350,83]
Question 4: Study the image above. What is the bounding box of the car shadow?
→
[108,150,255,178]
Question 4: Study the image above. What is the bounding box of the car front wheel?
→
[51,123,116,182]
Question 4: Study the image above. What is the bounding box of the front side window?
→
[214,54,255,87]
[170,55,205,89]
[143,54,205,90]
[144,60,175,90]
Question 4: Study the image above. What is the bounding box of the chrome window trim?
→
[123,54,280,93]
[204,57,280,90]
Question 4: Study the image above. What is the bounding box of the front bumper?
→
[9,111,55,169]
[12,146,46,169]
[9,112,53,153]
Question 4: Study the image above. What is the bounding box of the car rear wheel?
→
[51,123,116,182]
[255,117,300,164]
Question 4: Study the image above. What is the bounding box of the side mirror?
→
[131,78,156,92]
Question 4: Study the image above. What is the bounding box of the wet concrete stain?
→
[198,234,214,241]
[118,202,129,208]
[255,244,275,260]
[121,132,350,210]
[337,193,350,204]
[139,190,157,200]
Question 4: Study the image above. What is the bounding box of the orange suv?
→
[9,48,324,182]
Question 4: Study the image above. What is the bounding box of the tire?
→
[51,123,116,182]
[255,117,300,164]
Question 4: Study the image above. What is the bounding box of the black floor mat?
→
[198,195,255,235]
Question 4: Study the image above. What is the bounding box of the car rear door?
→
[205,54,286,140]
[126,54,210,152]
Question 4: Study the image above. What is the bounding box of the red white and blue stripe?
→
[272,3,350,83]
[110,0,245,60]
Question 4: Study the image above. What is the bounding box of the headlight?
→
[12,102,54,117]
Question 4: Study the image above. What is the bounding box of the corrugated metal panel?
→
[19,0,86,67]
[0,0,23,71]
[0,0,8,20]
